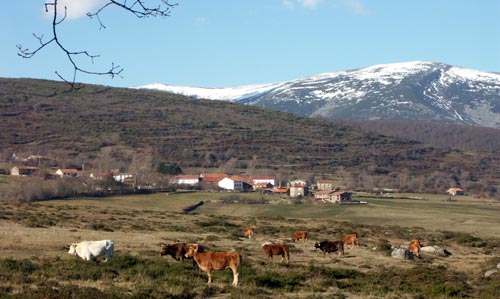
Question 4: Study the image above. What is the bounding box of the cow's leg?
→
[206,270,212,285]
[231,267,239,286]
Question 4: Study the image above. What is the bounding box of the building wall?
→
[218,178,235,190]
[178,178,199,185]
[10,167,20,176]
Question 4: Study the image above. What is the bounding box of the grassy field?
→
[0,193,499,298]
[44,191,500,237]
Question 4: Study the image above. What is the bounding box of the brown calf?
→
[185,244,242,286]
[408,239,422,257]
[160,242,190,261]
[292,231,308,242]
[342,233,359,249]
[261,243,289,263]
[244,226,254,239]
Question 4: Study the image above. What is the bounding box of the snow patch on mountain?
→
[136,61,500,128]
[351,61,435,84]
[137,82,283,101]
[447,67,500,83]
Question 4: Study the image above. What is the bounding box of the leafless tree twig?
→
[17,0,176,90]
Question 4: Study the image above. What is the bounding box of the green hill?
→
[1,78,499,195]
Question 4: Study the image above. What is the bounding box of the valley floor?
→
[0,193,499,298]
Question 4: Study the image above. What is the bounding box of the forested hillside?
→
[1,78,500,196]
[338,120,500,153]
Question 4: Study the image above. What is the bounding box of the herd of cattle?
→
[67,226,422,286]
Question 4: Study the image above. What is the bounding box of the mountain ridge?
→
[138,61,500,128]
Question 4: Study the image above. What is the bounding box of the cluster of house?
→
[173,173,353,204]
[10,165,134,183]
[6,154,464,202]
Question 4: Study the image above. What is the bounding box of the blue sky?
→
[2,0,499,88]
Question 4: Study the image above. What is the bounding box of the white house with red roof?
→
[251,175,276,186]
[200,173,228,186]
[174,174,200,186]
[56,168,80,178]
[218,175,253,192]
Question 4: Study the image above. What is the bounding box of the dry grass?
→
[0,194,499,298]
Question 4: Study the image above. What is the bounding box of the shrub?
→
[374,239,392,256]
[89,222,115,232]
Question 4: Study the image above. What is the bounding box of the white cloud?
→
[283,0,368,14]
[298,0,322,8]
[283,0,322,9]
[282,0,294,9]
[45,0,107,20]
[342,0,368,15]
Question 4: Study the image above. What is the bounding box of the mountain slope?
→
[139,61,500,128]
[1,78,500,195]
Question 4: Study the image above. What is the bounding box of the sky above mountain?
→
[1,1,499,88]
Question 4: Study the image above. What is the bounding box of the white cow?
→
[68,240,114,262]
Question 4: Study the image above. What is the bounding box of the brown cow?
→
[408,239,422,257]
[342,233,359,249]
[292,231,308,242]
[160,243,189,261]
[244,226,254,239]
[185,244,242,286]
[261,243,289,263]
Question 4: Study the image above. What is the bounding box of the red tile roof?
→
[201,173,228,183]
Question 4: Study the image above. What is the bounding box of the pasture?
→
[0,192,499,298]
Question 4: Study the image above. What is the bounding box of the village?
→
[4,152,365,203]
[5,152,465,203]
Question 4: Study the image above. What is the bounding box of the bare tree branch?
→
[18,0,176,90]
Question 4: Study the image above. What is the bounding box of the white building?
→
[56,168,80,178]
[174,174,200,186]
[113,173,133,183]
[251,175,276,186]
[218,176,252,192]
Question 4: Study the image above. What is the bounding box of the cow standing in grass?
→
[160,243,190,261]
[314,240,344,257]
[185,244,242,286]
[244,226,254,239]
[68,240,114,262]
[261,242,289,263]
[408,239,422,257]
[292,231,308,242]
[342,233,359,249]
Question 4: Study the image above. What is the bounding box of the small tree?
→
[157,162,182,175]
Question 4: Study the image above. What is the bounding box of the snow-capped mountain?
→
[137,61,500,128]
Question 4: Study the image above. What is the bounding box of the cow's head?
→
[67,243,78,255]
[410,239,422,247]
[184,244,199,258]
[314,241,320,249]
[160,244,170,256]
